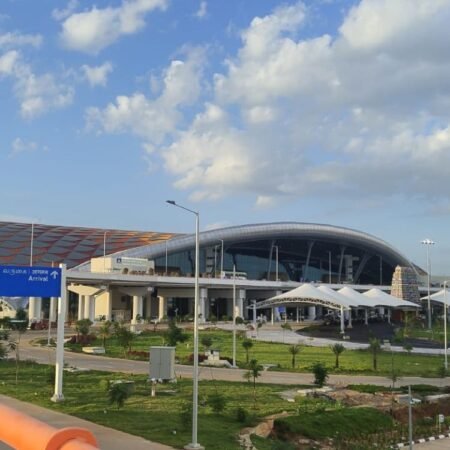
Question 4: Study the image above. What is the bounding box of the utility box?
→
[149,346,175,380]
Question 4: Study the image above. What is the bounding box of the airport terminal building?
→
[0,221,420,324]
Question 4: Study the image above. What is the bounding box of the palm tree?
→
[244,359,262,409]
[98,320,112,349]
[368,338,382,371]
[288,344,301,369]
[242,339,253,364]
[331,343,345,369]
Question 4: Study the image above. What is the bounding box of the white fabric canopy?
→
[337,286,378,308]
[421,288,450,306]
[256,283,351,310]
[363,288,419,309]
[316,285,359,308]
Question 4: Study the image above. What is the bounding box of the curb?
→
[397,432,450,447]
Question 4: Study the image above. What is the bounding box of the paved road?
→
[17,329,450,388]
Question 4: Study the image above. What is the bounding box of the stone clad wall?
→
[391,265,420,304]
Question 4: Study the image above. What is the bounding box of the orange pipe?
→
[0,404,98,450]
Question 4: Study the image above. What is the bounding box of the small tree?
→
[403,343,413,354]
[312,362,328,387]
[368,338,382,371]
[244,359,263,409]
[330,343,345,369]
[288,344,301,369]
[165,320,188,347]
[106,382,130,409]
[98,320,112,349]
[8,308,28,384]
[75,319,93,344]
[201,336,213,352]
[242,339,253,364]
[113,323,135,357]
[208,392,227,414]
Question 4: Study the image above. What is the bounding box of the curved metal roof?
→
[0,221,177,269]
[75,222,413,272]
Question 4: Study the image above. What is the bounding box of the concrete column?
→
[308,306,316,320]
[49,297,58,323]
[28,297,42,323]
[387,308,391,324]
[132,295,143,323]
[158,296,167,320]
[89,296,95,322]
[200,288,207,323]
[271,307,275,325]
[348,309,353,329]
[28,297,36,323]
[237,289,245,319]
[84,296,90,321]
[105,290,112,321]
[296,307,299,323]
[78,295,85,320]
[364,309,369,325]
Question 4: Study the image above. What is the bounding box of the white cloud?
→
[85,0,450,209]
[0,50,19,75]
[59,0,168,54]
[52,0,79,21]
[195,1,208,19]
[0,50,74,118]
[10,137,38,157]
[0,32,42,49]
[81,62,113,87]
[86,47,205,142]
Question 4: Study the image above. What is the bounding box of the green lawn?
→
[66,328,447,377]
[0,359,302,450]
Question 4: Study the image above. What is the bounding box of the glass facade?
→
[155,238,398,285]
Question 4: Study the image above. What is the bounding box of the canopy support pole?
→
[340,306,345,334]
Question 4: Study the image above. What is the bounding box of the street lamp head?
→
[421,239,435,245]
[166,200,176,205]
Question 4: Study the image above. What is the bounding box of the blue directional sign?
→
[0,265,62,297]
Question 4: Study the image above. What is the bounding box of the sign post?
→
[0,263,66,402]
[51,263,66,402]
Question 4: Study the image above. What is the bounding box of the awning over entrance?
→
[421,288,450,306]
[363,288,419,309]
[255,284,420,311]
[255,283,353,311]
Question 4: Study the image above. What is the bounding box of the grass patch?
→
[274,407,393,440]
[250,434,296,450]
[0,359,302,450]
[72,328,447,377]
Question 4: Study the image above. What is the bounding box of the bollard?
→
[0,404,98,450]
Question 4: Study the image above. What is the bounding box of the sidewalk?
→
[0,395,174,450]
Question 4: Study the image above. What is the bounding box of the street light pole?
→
[421,238,435,330]
[328,251,331,284]
[444,281,448,370]
[232,265,237,367]
[274,245,279,281]
[166,200,203,450]
[220,239,224,276]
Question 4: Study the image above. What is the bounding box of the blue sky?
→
[1,0,450,273]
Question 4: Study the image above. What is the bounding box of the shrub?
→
[180,402,192,429]
[312,362,328,387]
[235,316,244,325]
[187,353,208,363]
[107,382,130,409]
[208,392,227,413]
[236,407,248,423]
